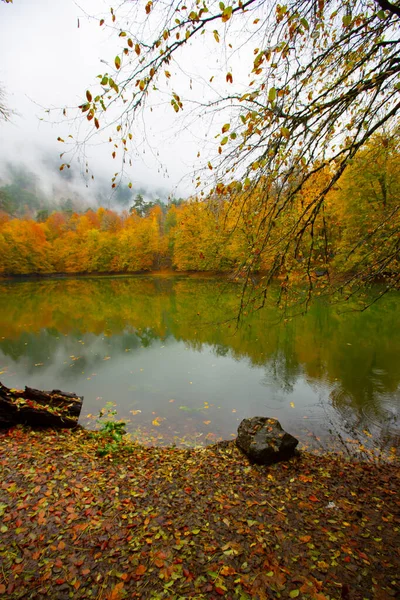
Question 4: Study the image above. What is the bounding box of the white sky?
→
[0,0,266,203]
[0,0,207,199]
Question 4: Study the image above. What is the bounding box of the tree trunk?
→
[0,381,83,429]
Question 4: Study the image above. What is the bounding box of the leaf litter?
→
[0,426,399,599]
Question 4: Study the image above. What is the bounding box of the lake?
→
[0,275,399,452]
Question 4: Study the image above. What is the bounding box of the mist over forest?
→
[0,154,174,218]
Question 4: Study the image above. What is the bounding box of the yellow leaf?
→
[221,6,232,22]
[290,402,295,408]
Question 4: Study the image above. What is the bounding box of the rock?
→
[236,416,299,465]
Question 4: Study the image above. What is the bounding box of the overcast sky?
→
[0,0,208,200]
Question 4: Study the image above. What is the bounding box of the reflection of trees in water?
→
[213,344,230,358]
[260,351,300,395]
[0,277,399,437]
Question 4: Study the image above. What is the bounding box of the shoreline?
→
[0,425,398,599]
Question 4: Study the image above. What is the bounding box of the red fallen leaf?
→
[358,551,369,560]
[154,559,165,568]
[184,487,192,493]
[120,573,129,581]
[135,564,146,575]
[299,535,311,543]
[58,540,66,550]
[55,578,65,585]
[300,581,315,593]
[82,568,90,575]
[299,475,313,482]
[309,495,320,502]
[344,556,351,563]
[0,585,5,594]
[215,587,226,595]
[220,565,236,576]
[55,558,63,568]
[108,582,124,600]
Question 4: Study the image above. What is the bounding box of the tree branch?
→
[374,0,400,18]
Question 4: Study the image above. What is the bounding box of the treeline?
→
[0,133,398,279]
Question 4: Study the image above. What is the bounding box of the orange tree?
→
[64,0,399,315]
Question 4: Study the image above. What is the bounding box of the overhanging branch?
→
[375,0,400,18]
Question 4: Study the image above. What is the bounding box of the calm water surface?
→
[1,276,399,450]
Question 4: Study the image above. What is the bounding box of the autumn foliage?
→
[0,135,399,292]
[0,426,399,599]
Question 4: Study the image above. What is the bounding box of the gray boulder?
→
[236,417,299,465]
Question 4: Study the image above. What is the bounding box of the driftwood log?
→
[0,382,83,429]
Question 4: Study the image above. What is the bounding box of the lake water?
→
[0,275,399,452]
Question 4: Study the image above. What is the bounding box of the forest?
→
[0,132,398,290]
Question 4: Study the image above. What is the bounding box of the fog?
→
[0,0,199,209]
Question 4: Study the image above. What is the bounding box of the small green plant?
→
[95,402,127,457]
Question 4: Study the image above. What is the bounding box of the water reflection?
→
[0,276,398,448]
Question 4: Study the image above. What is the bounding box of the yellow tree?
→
[332,131,400,292]
[66,0,400,315]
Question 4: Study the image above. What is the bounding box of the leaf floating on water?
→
[290,402,295,408]
[103,356,111,361]
[203,421,211,425]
